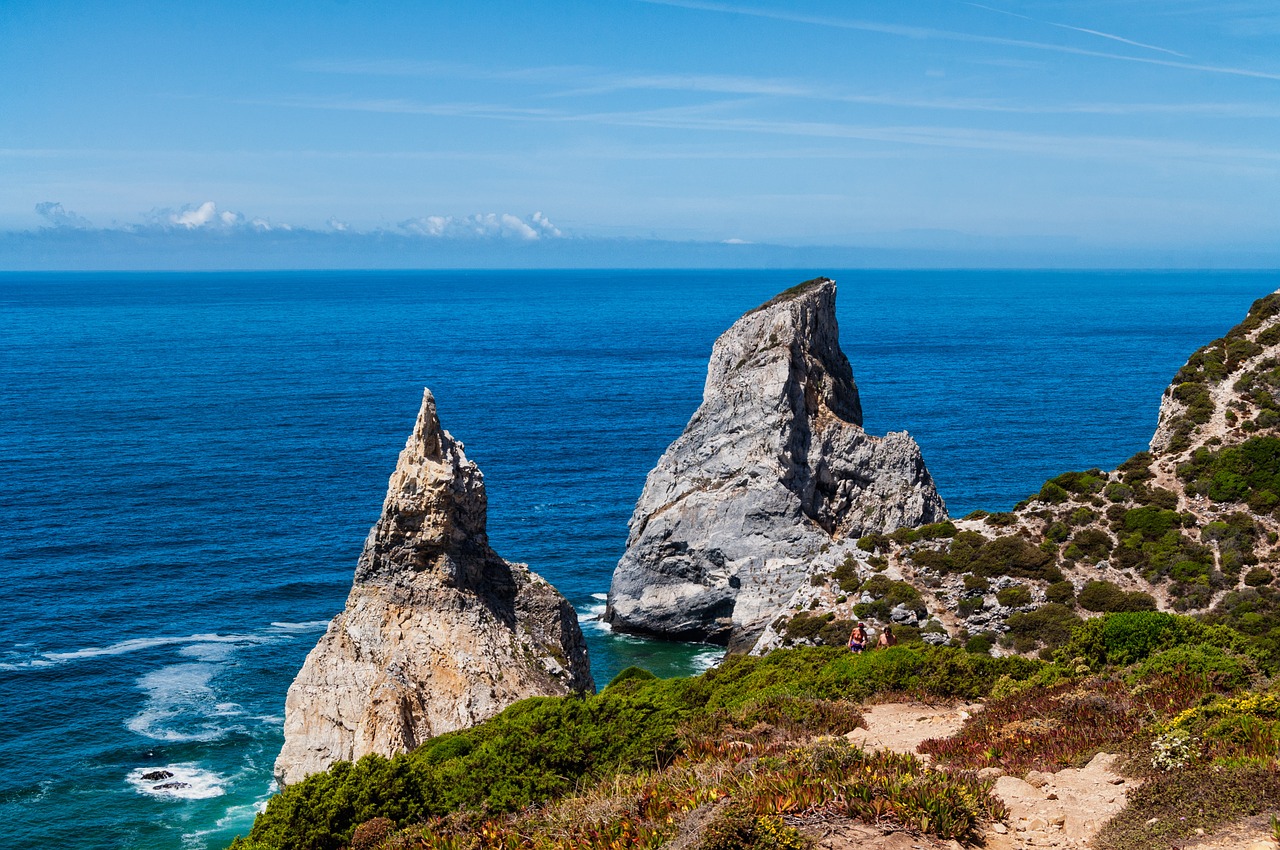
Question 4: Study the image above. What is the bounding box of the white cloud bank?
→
[112,201,563,241]
[397,210,561,240]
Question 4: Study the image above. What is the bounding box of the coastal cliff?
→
[274,389,592,786]
[755,290,1280,658]
[605,278,945,649]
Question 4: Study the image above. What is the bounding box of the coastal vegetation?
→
[232,612,1279,850]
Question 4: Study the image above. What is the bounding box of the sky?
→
[2,0,1279,268]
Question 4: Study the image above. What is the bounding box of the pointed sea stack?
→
[605,278,945,650]
[274,389,593,786]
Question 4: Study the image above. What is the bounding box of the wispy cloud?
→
[35,201,91,229]
[248,93,1280,165]
[638,0,1280,81]
[278,63,1280,118]
[964,2,1188,57]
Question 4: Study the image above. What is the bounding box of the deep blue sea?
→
[1,269,1277,849]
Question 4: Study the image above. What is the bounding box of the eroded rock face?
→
[605,278,945,649]
[275,389,593,786]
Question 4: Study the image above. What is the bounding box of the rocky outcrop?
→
[757,288,1280,659]
[605,278,946,649]
[275,389,592,786]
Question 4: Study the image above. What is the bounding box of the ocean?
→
[1,269,1276,849]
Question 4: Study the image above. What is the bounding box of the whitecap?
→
[126,663,244,743]
[126,763,226,800]
[268,620,330,632]
[43,632,267,664]
[590,592,608,601]
[690,648,725,672]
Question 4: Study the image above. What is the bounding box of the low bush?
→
[1078,581,1157,613]
[1179,437,1280,507]
[1094,766,1280,850]
[855,575,926,619]
[996,584,1032,608]
[1004,604,1082,655]
[832,555,860,592]
[1045,580,1076,605]
[1246,566,1275,586]
[1131,645,1258,693]
[239,646,1041,850]
[919,672,1216,777]
[1058,611,1254,670]
[1050,470,1107,495]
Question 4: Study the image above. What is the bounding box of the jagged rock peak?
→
[275,389,593,786]
[606,277,945,649]
[355,388,489,584]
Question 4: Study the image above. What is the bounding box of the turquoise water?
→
[0,269,1275,848]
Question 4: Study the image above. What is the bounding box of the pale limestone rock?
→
[274,389,592,786]
[606,278,945,649]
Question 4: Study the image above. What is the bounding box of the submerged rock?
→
[605,278,945,649]
[274,389,593,786]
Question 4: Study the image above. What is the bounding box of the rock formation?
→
[753,288,1280,659]
[275,389,593,786]
[605,278,946,649]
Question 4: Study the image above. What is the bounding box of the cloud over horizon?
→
[34,202,92,229]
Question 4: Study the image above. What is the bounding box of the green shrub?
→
[1005,604,1082,654]
[962,573,989,592]
[855,575,925,619]
[1130,645,1257,692]
[1094,766,1280,850]
[1245,566,1274,586]
[1135,486,1180,510]
[916,520,958,539]
[1068,506,1098,525]
[1068,528,1113,561]
[1179,437,1280,506]
[1122,506,1181,540]
[1172,381,1214,424]
[996,584,1032,607]
[1036,481,1071,504]
[967,535,1059,581]
[1078,581,1157,613]
[1058,611,1253,669]
[1050,470,1107,495]
[857,533,890,552]
[1043,581,1073,605]
[833,554,861,592]
[1045,521,1070,543]
[1104,481,1134,503]
[965,633,994,655]
[1118,452,1155,484]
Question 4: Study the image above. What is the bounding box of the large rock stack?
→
[275,389,592,786]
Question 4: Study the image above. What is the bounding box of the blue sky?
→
[2,0,1279,267]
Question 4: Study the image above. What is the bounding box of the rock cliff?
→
[274,389,593,786]
[605,278,946,649]
[753,289,1280,659]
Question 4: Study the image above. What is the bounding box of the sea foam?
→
[126,763,226,800]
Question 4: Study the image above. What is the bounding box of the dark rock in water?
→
[153,782,191,791]
[140,770,174,782]
[606,278,945,649]
[275,388,594,786]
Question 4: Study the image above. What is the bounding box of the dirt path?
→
[807,702,1134,850]
[843,702,980,758]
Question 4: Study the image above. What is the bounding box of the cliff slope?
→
[756,290,1280,657]
[606,278,946,649]
[274,389,592,786]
